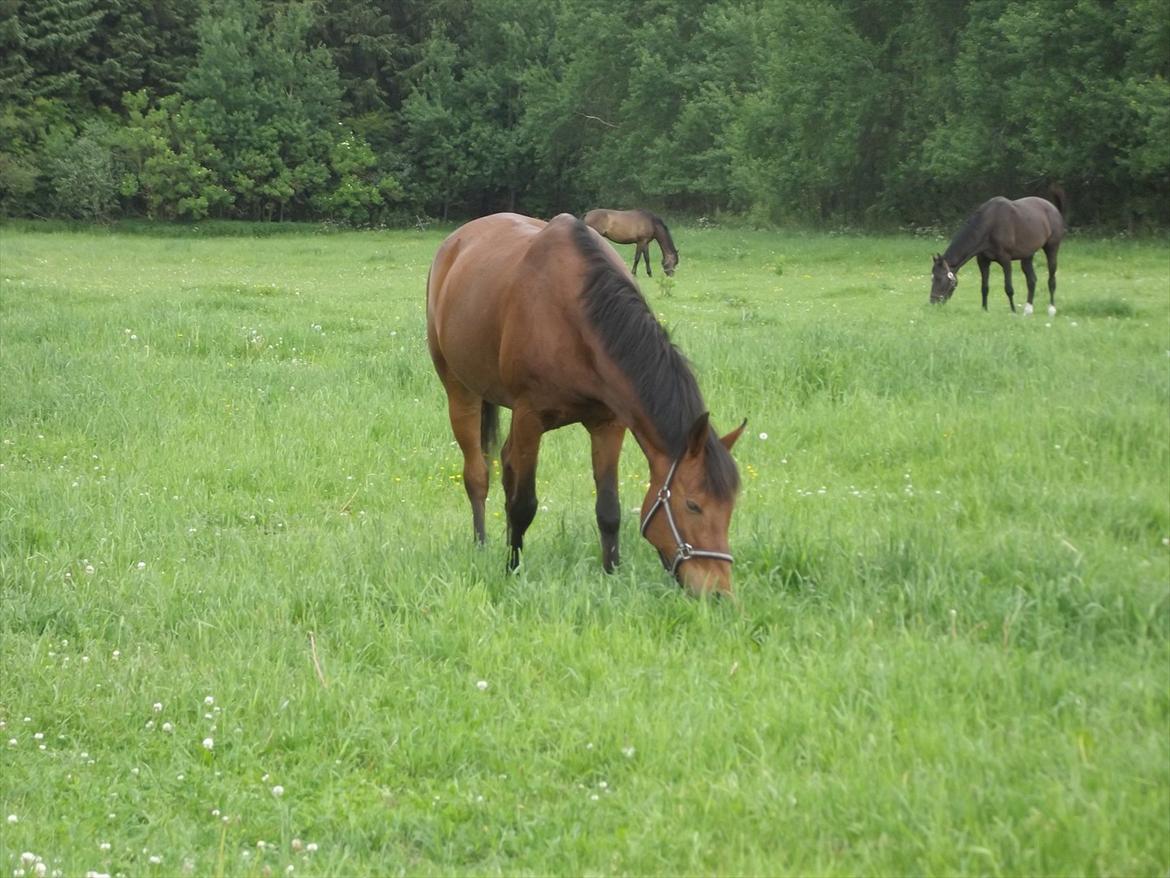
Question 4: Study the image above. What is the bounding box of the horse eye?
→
[685,499,702,514]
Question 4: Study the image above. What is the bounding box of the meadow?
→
[1,219,1167,876]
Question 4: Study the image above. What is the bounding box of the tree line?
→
[1,0,1166,228]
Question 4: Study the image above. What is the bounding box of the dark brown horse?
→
[931,193,1065,314]
[583,208,680,277]
[427,212,744,595]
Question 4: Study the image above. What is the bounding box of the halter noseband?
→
[639,456,734,577]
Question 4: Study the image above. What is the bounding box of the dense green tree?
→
[918,0,1170,224]
[184,0,341,219]
[116,89,229,220]
[0,0,1166,225]
[729,1,887,221]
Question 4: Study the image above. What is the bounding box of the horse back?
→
[985,196,1064,256]
[584,208,653,244]
[427,213,603,409]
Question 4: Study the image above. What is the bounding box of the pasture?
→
[1,220,1167,876]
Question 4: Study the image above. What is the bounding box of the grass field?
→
[1,219,1168,876]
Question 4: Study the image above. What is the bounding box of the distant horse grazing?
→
[930,193,1065,314]
[583,208,679,277]
[427,212,744,595]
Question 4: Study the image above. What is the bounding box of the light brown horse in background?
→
[584,208,680,277]
[426,212,744,595]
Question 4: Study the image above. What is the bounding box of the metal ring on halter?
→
[640,456,733,576]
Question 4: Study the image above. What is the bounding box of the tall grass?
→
[2,222,1167,876]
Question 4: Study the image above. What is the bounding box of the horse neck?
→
[942,213,988,270]
[651,219,677,258]
[628,422,680,481]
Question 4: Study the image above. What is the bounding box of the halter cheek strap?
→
[639,457,734,577]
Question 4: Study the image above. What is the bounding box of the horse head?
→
[640,413,745,596]
[930,253,957,303]
[662,249,679,277]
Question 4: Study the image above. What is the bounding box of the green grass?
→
[1,221,1167,876]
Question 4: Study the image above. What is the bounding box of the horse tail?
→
[480,401,499,457]
[1048,184,1067,218]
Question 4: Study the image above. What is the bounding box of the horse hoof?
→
[1048,304,1056,317]
[1023,303,1034,316]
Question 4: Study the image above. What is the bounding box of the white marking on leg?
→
[1048,304,1056,317]
[1023,302,1034,316]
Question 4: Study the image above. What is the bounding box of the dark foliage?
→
[0,0,1165,226]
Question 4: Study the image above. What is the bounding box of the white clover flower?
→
[20,855,35,866]
[476,680,488,691]
[99,843,111,852]
[136,562,145,570]
[153,703,163,713]
[305,843,318,853]
[202,737,214,750]
[759,432,768,440]
[148,856,161,866]
[622,745,636,758]
[204,696,214,706]
[162,722,173,734]
[271,785,284,798]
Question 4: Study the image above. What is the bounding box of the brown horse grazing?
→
[427,212,744,595]
[583,208,679,277]
[931,193,1066,314]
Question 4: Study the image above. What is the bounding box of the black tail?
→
[480,401,499,456]
[1049,184,1067,217]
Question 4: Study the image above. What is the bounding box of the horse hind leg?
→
[442,382,492,544]
[1021,256,1038,316]
[500,406,543,571]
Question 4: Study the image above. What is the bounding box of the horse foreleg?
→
[587,420,626,573]
[501,406,543,571]
[999,259,1016,312]
[641,243,652,277]
[1021,256,1038,315]
[630,247,641,276]
[977,254,991,311]
[444,388,491,544]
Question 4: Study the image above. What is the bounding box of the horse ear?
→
[686,412,710,457]
[720,418,747,451]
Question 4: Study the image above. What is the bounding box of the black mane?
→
[571,219,738,498]
[643,210,678,257]
[943,204,991,267]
